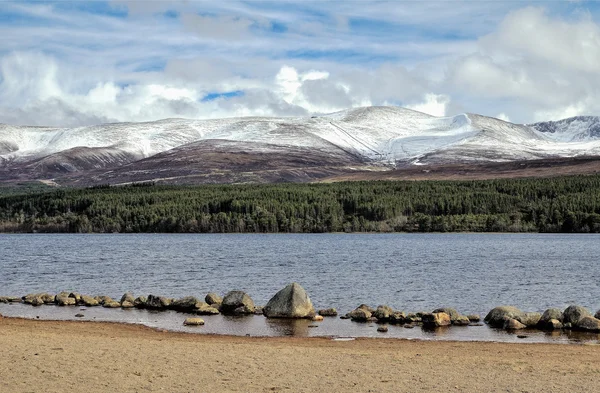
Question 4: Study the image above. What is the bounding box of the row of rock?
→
[2,283,321,320]
[340,304,481,327]
[485,305,600,332]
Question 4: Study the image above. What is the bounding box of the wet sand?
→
[1,316,599,393]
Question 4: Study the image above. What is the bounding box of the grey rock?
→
[538,308,564,329]
[146,295,172,310]
[373,305,394,322]
[574,316,600,332]
[563,305,591,325]
[389,312,407,325]
[318,308,338,317]
[80,295,99,307]
[263,283,315,319]
[453,315,471,326]
[170,296,200,312]
[183,317,205,326]
[121,301,134,308]
[484,306,525,328]
[517,312,541,327]
[377,326,388,333]
[102,300,121,308]
[347,308,371,322]
[595,310,600,320]
[221,291,255,315]
[195,302,220,315]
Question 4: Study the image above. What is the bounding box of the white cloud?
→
[406,94,449,117]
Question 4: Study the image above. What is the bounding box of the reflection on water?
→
[2,302,600,345]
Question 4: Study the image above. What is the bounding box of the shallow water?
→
[1,233,599,343]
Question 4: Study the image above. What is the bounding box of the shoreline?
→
[2,317,600,392]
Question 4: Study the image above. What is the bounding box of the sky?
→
[0,0,599,127]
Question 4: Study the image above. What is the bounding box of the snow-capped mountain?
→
[1,106,599,185]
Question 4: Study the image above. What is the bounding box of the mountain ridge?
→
[1,106,599,186]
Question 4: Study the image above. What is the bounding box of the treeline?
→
[1,176,600,233]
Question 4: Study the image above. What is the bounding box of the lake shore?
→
[1,317,599,392]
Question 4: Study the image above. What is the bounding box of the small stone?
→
[467,314,481,322]
[453,315,471,326]
[308,325,318,328]
[318,308,338,317]
[403,324,414,329]
[102,300,121,308]
[312,315,324,322]
[377,326,388,333]
[183,317,205,326]
[121,301,135,309]
[517,335,528,339]
[75,313,84,318]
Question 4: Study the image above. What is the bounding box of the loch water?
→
[1,233,599,343]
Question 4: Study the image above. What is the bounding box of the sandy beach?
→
[1,317,599,392]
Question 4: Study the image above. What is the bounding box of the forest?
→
[0,176,599,233]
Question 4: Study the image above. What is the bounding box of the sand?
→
[1,317,599,393]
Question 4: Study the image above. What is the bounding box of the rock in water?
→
[432,307,460,322]
[263,283,315,319]
[205,293,222,306]
[318,308,338,317]
[80,295,99,307]
[422,312,451,327]
[183,318,205,326]
[504,318,526,330]
[575,316,600,332]
[220,291,255,315]
[120,292,135,305]
[146,295,172,310]
[563,305,591,325]
[484,306,525,328]
[170,296,200,312]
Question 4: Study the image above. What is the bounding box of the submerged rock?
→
[377,326,388,333]
[263,283,315,319]
[484,306,525,328]
[221,291,255,315]
[563,305,592,325]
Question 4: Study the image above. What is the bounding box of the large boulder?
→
[575,316,600,332]
[146,295,172,310]
[56,293,77,306]
[484,306,525,328]
[422,312,451,327]
[205,293,222,306]
[563,305,591,325]
[263,283,315,319]
[220,291,255,315]
[170,296,200,312]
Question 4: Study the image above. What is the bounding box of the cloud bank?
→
[0,1,599,126]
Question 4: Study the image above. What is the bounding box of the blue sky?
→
[0,0,599,126]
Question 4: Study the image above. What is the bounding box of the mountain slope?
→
[1,107,600,186]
